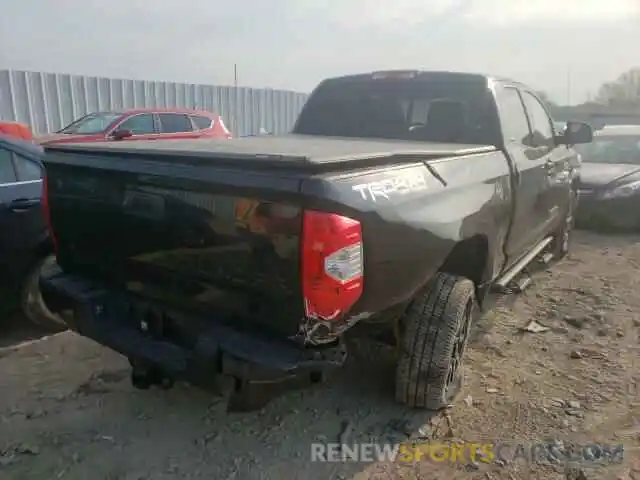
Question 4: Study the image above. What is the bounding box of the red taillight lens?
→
[41,175,58,252]
[301,210,364,321]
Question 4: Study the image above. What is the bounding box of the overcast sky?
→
[1,0,639,104]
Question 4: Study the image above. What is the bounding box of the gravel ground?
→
[1,230,639,480]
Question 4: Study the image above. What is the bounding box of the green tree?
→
[595,68,640,107]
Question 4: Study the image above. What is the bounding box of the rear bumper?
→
[40,266,347,387]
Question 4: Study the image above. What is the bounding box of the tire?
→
[20,254,67,332]
[131,371,152,390]
[396,272,477,410]
[552,190,576,260]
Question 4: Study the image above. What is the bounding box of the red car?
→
[37,108,232,145]
[0,121,35,142]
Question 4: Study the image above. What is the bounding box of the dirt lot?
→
[1,230,639,480]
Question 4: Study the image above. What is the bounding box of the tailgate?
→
[44,150,305,336]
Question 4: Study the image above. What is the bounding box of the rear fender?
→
[300,150,512,320]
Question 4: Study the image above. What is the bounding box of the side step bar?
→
[492,236,554,293]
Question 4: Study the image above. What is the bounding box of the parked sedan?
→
[36,108,232,145]
[575,125,640,230]
[0,134,64,330]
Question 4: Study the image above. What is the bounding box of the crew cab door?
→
[495,85,552,264]
[520,89,571,229]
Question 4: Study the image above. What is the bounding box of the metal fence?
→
[0,70,309,137]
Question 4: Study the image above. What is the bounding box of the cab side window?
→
[0,148,17,184]
[496,87,530,145]
[521,92,555,149]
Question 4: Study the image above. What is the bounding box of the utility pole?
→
[566,68,572,105]
[233,64,239,135]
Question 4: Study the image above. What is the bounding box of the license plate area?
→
[123,299,192,348]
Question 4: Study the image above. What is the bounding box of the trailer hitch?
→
[129,359,175,390]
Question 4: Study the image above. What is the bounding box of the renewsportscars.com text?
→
[310,442,624,465]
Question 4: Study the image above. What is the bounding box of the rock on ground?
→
[1,230,639,480]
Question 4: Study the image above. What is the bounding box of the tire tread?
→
[396,272,476,409]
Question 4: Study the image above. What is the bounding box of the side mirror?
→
[558,121,593,145]
[111,129,133,140]
[553,122,567,135]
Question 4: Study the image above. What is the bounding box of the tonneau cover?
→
[44,133,495,166]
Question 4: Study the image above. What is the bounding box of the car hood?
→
[579,163,640,188]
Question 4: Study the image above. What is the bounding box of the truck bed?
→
[42,134,504,343]
[47,134,495,168]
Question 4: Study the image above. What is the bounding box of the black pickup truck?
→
[40,71,593,411]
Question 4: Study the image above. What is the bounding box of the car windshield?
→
[58,112,122,134]
[575,135,640,164]
[292,76,501,145]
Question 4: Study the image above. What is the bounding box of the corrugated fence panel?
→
[0,70,309,136]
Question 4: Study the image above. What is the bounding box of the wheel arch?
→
[437,234,492,304]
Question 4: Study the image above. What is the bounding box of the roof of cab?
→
[320,70,520,88]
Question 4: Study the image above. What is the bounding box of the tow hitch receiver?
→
[129,358,175,390]
[128,355,339,412]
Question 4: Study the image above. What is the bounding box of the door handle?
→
[10,198,38,212]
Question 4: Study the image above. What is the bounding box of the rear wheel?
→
[20,255,67,332]
[395,272,477,410]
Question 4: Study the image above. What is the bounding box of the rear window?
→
[293,77,500,145]
[191,115,213,130]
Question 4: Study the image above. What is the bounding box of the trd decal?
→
[352,171,428,202]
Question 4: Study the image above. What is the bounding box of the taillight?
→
[301,210,364,321]
[41,175,58,252]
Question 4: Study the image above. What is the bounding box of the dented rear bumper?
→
[40,265,347,389]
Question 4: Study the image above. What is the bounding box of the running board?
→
[492,236,554,292]
[513,273,532,293]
